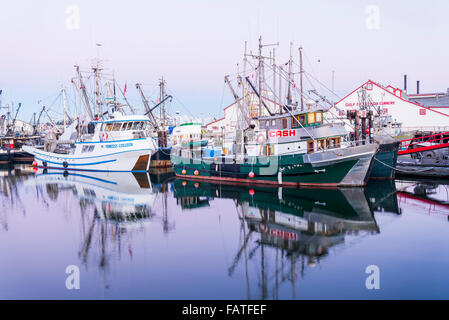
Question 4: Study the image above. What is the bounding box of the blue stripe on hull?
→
[35,157,117,166]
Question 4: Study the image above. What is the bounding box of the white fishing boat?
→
[23,112,157,172]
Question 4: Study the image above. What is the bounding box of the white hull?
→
[23,138,156,172]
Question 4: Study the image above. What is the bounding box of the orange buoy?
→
[182,181,187,186]
[249,189,255,196]
[194,182,199,188]
[194,170,199,176]
[248,171,255,178]
[182,169,187,175]
[32,161,38,167]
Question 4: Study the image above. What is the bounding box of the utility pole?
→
[299,46,304,111]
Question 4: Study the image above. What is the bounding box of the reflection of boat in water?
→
[173,179,400,299]
[174,180,380,242]
[25,170,158,223]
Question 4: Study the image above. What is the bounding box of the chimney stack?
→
[404,74,407,92]
[417,81,420,94]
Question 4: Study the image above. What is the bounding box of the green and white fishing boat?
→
[172,38,378,187]
[172,106,378,187]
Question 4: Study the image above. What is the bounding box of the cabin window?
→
[331,137,341,148]
[82,145,89,153]
[88,145,95,152]
[308,113,315,124]
[291,115,306,128]
[105,123,114,131]
[317,139,325,150]
[125,122,132,130]
[307,141,314,154]
[112,123,122,131]
[265,120,270,127]
[271,119,276,127]
[315,112,323,123]
[121,122,128,131]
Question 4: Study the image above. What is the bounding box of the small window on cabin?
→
[88,145,95,152]
[265,120,270,127]
[82,145,89,153]
[131,122,139,130]
[271,120,276,127]
[308,113,315,124]
[105,123,114,131]
[282,118,288,129]
[307,141,314,154]
[121,122,128,131]
[317,139,325,150]
[112,123,122,131]
[126,122,133,130]
[315,112,323,123]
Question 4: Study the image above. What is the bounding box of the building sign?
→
[344,101,395,107]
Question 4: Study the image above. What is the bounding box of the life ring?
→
[102,132,109,140]
[259,222,267,233]
[257,134,265,145]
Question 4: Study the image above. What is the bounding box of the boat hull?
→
[369,141,400,179]
[173,144,377,187]
[23,145,154,172]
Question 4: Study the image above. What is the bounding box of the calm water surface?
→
[0,165,449,299]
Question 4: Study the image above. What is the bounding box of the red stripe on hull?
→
[175,173,340,188]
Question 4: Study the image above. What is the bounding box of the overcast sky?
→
[1,0,448,122]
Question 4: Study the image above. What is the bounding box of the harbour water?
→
[1,165,449,299]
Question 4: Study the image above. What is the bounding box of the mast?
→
[62,86,67,130]
[159,77,166,127]
[272,48,276,106]
[299,46,304,111]
[279,66,283,113]
[243,41,248,117]
[93,64,101,118]
[136,83,158,129]
[258,36,264,117]
[287,42,293,107]
[75,65,94,121]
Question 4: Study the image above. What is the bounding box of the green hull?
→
[370,141,399,179]
[172,153,362,187]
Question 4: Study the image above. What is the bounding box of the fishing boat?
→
[172,38,379,187]
[23,112,157,172]
[172,106,378,187]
